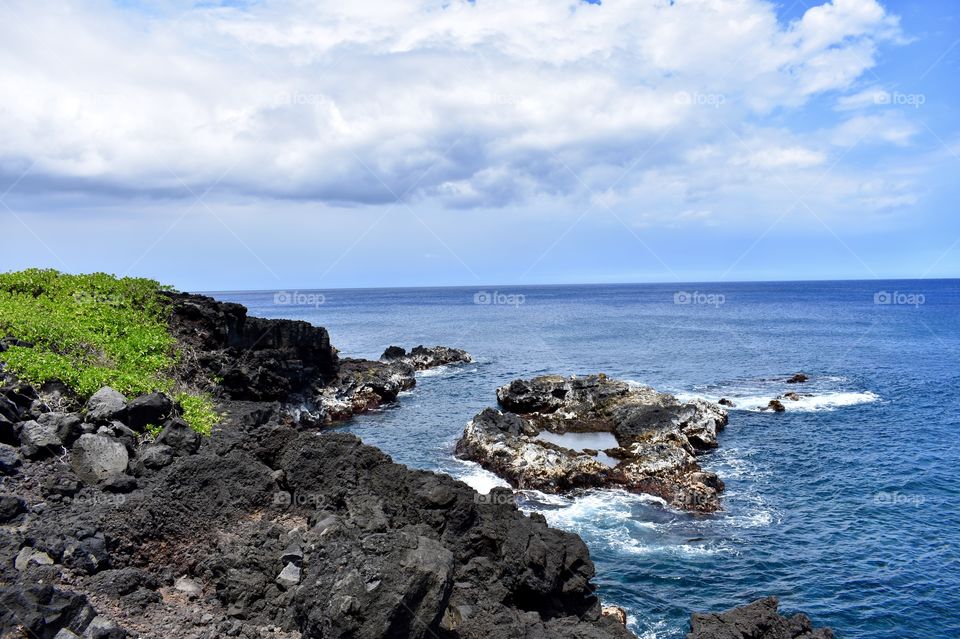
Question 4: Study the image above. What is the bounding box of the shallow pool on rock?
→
[534,430,621,467]
[534,430,619,452]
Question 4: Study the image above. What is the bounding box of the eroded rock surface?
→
[456,374,728,511]
[686,597,833,639]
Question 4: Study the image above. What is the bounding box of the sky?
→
[0,0,958,291]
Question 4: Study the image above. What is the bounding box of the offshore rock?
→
[456,374,728,512]
[686,597,833,639]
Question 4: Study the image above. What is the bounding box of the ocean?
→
[210,280,960,639]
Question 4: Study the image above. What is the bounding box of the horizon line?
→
[196,275,960,295]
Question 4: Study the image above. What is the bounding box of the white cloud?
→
[0,0,913,217]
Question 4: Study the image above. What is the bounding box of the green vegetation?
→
[175,392,219,436]
[0,268,219,434]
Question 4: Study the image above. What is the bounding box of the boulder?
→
[0,442,21,474]
[786,373,809,384]
[101,474,137,494]
[275,562,301,589]
[718,398,736,407]
[85,388,128,424]
[83,615,127,639]
[70,435,129,484]
[38,413,84,447]
[686,597,833,639]
[62,531,108,576]
[139,444,174,470]
[0,585,95,639]
[154,419,200,456]
[124,393,173,432]
[0,394,20,423]
[0,494,26,523]
[20,419,64,459]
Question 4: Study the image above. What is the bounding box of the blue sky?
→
[0,0,958,291]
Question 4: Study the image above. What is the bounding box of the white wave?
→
[677,390,879,412]
[415,365,450,377]
[451,460,509,494]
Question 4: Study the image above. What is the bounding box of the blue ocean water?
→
[211,281,960,639]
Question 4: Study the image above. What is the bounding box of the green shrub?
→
[0,268,219,434]
[175,392,221,436]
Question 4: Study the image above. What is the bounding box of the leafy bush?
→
[175,392,220,436]
[0,268,219,434]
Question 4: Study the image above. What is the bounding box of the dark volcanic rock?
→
[686,597,833,639]
[0,494,26,523]
[70,434,129,484]
[457,374,728,512]
[3,396,633,639]
[317,346,473,423]
[785,373,809,384]
[20,419,63,459]
[164,291,339,401]
[381,345,473,370]
[0,442,21,474]
[84,388,128,424]
[0,585,98,639]
[124,393,173,431]
[766,400,787,413]
[154,418,200,456]
[38,412,84,447]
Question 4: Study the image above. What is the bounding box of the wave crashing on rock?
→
[455,374,729,512]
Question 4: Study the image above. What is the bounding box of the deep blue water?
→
[210,281,960,639]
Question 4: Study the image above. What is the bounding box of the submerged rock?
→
[456,374,728,512]
[686,597,833,639]
[786,373,809,384]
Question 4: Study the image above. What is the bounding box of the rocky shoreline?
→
[0,291,833,638]
[456,374,728,512]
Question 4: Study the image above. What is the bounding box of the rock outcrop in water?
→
[686,597,833,639]
[380,345,473,370]
[456,374,729,512]
[165,291,470,422]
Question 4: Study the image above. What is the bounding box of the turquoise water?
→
[211,281,960,639]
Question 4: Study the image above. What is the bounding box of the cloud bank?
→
[0,0,917,220]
